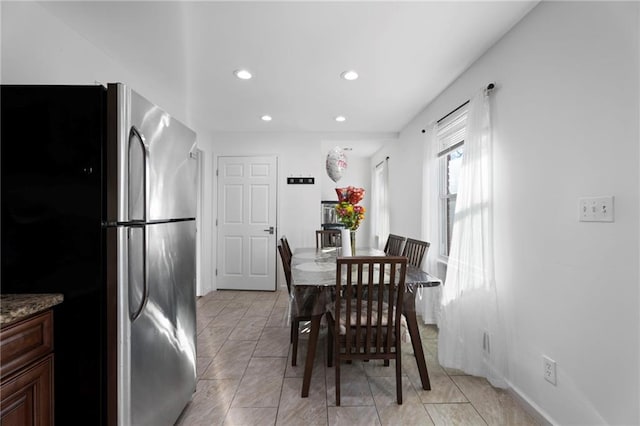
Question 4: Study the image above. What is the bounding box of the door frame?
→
[194,148,208,296]
[214,154,279,291]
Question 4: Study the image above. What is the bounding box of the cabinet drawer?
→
[0,312,53,379]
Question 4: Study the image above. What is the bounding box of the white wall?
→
[1,2,190,122]
[383,2,639,424]
[320,152,373,247]
[196,131,374,290]
[319,147,371,201]
[371,140,424,243]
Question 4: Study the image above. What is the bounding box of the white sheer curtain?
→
[437,89,507,388]
[417,123,443,324]
[373,158,390,250]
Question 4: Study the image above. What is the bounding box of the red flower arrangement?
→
[335,186,366,231]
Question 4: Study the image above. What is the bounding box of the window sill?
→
[434,257,448,281]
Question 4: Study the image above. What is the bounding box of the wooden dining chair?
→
[277,244,292,293]
[383,234,406,256]
[277,244,312,367]
[327,256,407,406]
[315,229,342,248]
[401,238,430,267]
[281,235,293,261]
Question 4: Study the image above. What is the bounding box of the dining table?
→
[290,246,442,397]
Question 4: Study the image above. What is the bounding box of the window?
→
[437,102,468,257]
[440,147,463,256]
[373,158,389,249]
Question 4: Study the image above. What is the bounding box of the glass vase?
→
[350,230,356,256]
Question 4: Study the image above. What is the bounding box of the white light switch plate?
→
[579,196,614,222]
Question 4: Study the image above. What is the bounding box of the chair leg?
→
[396,353,403,405]
[292,319,299,367]
[327,326,334,368]
[335,355,341,406]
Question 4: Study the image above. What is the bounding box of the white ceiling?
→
[41,1,538,135]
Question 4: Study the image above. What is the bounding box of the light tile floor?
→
[176,288,540,426]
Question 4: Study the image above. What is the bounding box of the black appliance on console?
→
[320,200,344,246]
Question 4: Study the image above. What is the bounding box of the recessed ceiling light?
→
[261,115,272,122]
[340,70,358,81]
[234,69,252,80]
[335,116,346,122]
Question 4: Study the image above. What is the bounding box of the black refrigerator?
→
[1,84,198,425]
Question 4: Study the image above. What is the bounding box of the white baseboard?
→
[506,380,557,426]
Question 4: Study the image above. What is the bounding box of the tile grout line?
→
[443,360,489,426]
[415,335,439,425]
[267,292,284,426]
[219,296,240,425]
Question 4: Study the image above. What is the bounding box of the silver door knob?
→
[263,226,275,234]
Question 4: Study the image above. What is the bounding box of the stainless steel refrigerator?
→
[1,84,197,425]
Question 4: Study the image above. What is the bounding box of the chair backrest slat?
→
[401,238,430,267]
[277,244,292,294]
[385,262,398,356]
[281,236,293,260]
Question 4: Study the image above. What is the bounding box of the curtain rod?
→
[436,100,469,125]
[375,156,390,168]
[421,82,495,133]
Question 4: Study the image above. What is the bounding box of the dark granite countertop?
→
[0,294,64,327]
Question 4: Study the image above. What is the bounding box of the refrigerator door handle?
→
[129,224,149,322]
[128,125,149,222]
[128,126,150,321]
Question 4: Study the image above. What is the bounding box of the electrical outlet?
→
[579,198,596,221]
[543,356,557,385]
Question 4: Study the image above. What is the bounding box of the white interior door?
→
[216,156,277,291]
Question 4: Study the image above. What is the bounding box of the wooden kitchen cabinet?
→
[0,310,54,426]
